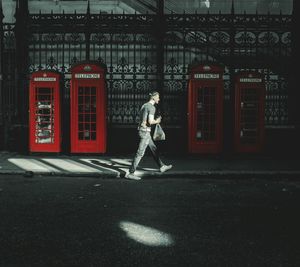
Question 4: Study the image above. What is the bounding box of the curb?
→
[1,170,300,179]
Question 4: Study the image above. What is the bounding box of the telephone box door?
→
[70,63,106,153]
[234,72,265,153]
[188,65,224,153]
[29,71,61,152]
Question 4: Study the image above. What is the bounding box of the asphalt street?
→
[0,175,300,267]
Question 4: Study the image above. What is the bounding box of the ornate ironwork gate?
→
[0,2,293,152]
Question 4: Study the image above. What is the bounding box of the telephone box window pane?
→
[34,87,55,144]
[84,130,90,140]
[78,129,92,140]
[78,96,84,105]
[38,87,51,94]
[85,87,91,95]
[85,114,91,122]
[240,88,259,144]
[78,105,84,113]
[79,87,84,95]
[197,87,216,141]
[78,86,97,141]
[79,114,84,122]
[91,96,96,112]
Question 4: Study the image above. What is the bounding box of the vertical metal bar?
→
[109,33,113,123]
[133,33,137,123]
[227,1,236,154]
[156,0,165,104]
[0,1,4,148]
[2,24,15,150]
[14,0,29,151]
[291,0,299,136]
[85,33,90,61]
[85,2,91,61]
[56,34,59,71]
[62,33,65,73]
[205,11,209,61]
[38,33,42,70]
[127,32,130,122]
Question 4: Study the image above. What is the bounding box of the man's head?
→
[149,91,160,104]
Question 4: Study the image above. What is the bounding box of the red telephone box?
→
[188,64,224,153]
[70,62,106,153]
[234,72,265,153]
[29,71,61,152]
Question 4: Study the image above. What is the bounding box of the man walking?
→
[126,91,172,180]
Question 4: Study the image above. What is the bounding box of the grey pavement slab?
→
[0,151,300,178]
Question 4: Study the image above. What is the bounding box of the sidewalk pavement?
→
[0,151,300,178]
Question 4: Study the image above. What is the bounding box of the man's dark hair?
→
[149,91,159,99]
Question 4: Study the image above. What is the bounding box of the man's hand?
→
[140,121,147,128]
[155,116,162,124]
[148,115,162,125]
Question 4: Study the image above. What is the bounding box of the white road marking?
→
[42,159,102,173]
[8,158,60,173]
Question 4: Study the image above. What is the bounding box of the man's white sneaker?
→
[160,164,173,173]
[125,173,141,180]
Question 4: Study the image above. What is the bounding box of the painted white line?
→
[42,159,102,173]
[8,158,60,173]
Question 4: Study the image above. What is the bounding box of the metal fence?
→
[0,11,292,148]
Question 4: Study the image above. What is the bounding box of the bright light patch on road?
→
[110,158,131,166]
[8,158,60,173]
[42,159,101,173]
[119,221,174,247]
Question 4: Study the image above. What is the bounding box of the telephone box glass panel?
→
[34,87,55,144]
[240,88,259,144]
[197,87,216,141]
[77,86,97,141]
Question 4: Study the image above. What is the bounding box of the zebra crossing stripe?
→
[42,159,102,173]
[8,158,61,173]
